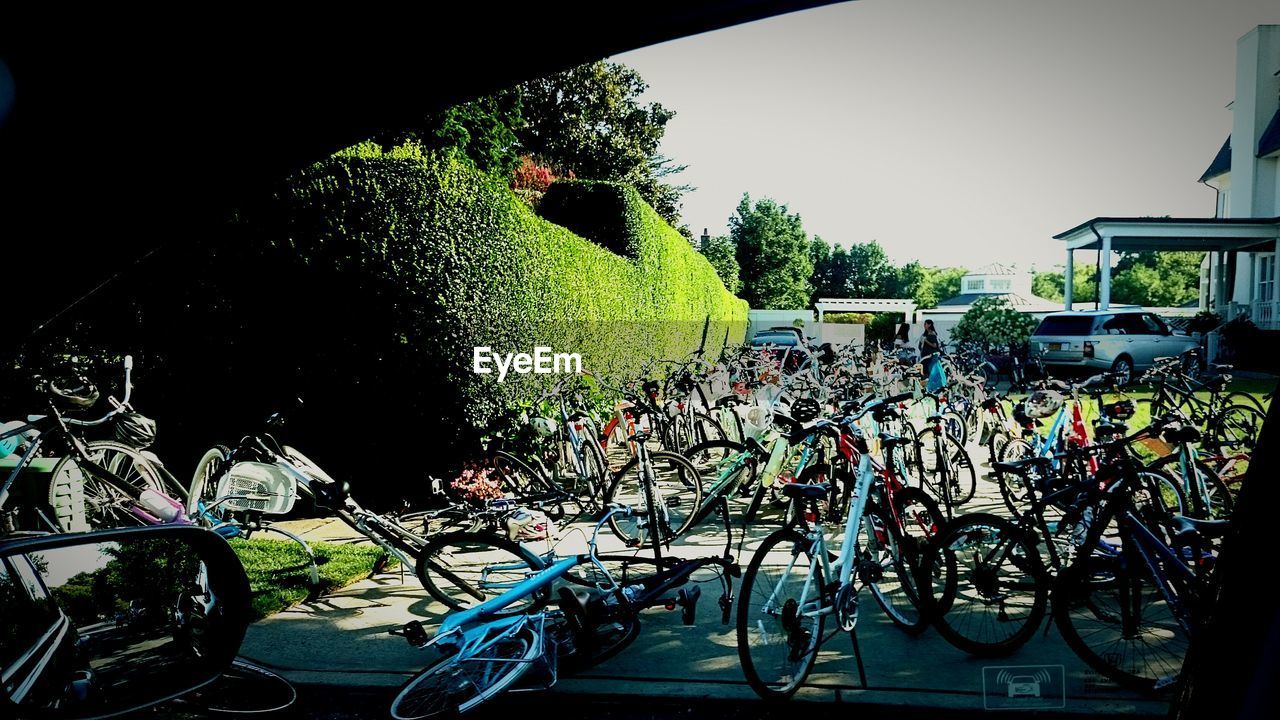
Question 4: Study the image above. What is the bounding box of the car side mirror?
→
[0,526,250,719]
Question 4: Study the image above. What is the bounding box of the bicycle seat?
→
[629,431,651,443]
[993,457,1052,475]
[1171,515,1230,541]
[925,414,943,423]
[780,482,830,500]
[714,396,740,409]
[1162,425,1201,444]
[878,433,912,449]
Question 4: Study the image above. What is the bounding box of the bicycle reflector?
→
[217,462,298,515]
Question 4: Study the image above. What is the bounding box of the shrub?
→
[15,149,746,506]
[951,296,1038,351]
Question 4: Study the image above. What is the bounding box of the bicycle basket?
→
[740,405,772,441]
[112,411,157,449]
[216,462,298,515]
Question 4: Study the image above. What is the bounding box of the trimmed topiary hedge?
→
[12,146,745,504]
[276,146,746,429]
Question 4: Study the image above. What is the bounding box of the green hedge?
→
[278,146,746,430]
[10,147,745,504]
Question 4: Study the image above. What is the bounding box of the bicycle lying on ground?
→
[387,503,737,719]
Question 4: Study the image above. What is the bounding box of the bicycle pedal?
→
[390,620,429,647]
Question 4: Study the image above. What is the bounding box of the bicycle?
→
[734,397,934,700]
[387,504,736,719]
[2,360,186,534]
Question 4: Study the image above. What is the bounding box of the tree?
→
[809,236,855,302]
[700,234,741,294]
[517,61,689,228]
[1033,263,1098,304]
[844,241,897,298]
[380,89,524,175]
[892,262,966,308]
[731,194,813,309]
[1112,251,1203,307]
[950,296,1038,351]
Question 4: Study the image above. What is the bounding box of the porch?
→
[1052,217,1280,329]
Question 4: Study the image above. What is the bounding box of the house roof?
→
[1260,109,1280,159]
[967,262,1020,276]
[933,292,1061,311]
[1199,136,1232,183]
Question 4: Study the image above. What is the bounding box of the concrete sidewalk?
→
[240,455,1170,716]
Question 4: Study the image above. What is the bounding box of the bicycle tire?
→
[1224,390,1266,416]
[414,531,548,614]
[492,450,557,498]
[187,445,232,526]
[388,623,540,719]
[862,501,928,634]
[1144,455,1231,519]
[603,451,702,544]
[176,657,297,714]
[916,428,977,507]
[1052,501,1191,692]
[736,527,825,701]
[919,513,1049,657]
[51,443,165,531]
[1210,403,1265,455]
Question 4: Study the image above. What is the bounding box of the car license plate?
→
[1048,343,1063,351]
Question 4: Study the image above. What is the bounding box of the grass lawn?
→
[230,537,396,619]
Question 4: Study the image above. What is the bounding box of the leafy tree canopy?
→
[700,234,741,294]
[732,194,813,309]
[517,62,690,228]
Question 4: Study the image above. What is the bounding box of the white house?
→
[919,263,1060,340]
[1053,25,1280,335]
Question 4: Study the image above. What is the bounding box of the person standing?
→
[918,319,944,391]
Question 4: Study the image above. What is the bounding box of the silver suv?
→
[1030,310,1198,383]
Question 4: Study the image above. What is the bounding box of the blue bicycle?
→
[387,505,736,719]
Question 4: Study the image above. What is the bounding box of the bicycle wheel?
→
[919,513,1048,657]
[736,528,826,700]
[994,439,1036,516]
[603,451,702,544]
[389,623,540,719]
[187,445,232,526]
[917,428,976,507]
[683,440,754,507]
[415,531,547,614]
[1211,403,1264,455]
[1053,504,1191,692]
[1224,390,1266,415]
[491,451,555,497]
[176,657,296,713]
[861,502,928,633]
[51,444,165,531]
[1145,455,1231,519]
[942,411,968,446]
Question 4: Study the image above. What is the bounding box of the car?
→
[1029,310,1198,384]
[1006,675,1041,698]
[750,328,811,373]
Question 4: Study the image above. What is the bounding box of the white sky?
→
[615,0,1279,272]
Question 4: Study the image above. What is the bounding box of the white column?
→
[1098,235,1112,311]
[1063,250,1074,310]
